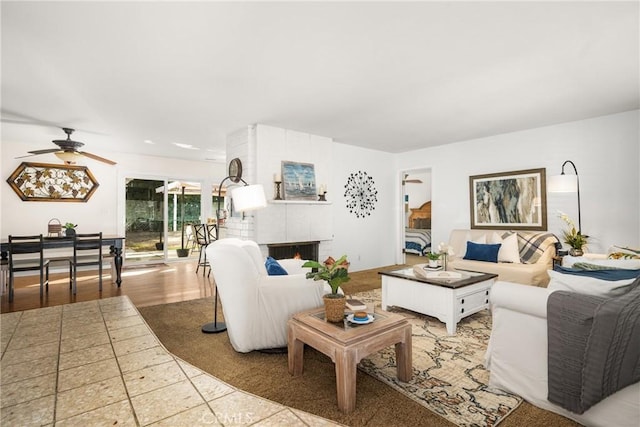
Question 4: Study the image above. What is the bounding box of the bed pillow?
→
[490,232,521,264]
[463,242,501,263]
[265,256,288,276]
[547,267,640,297]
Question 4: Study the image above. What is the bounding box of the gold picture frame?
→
[6,162,99,202]
[469,168,547,230]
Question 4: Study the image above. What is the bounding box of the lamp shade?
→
[231,184,267,212]
[547,174,577,193]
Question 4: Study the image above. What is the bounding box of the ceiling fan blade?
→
[14,148,60,159]
[15,153,41,159]
[80,151,117,165]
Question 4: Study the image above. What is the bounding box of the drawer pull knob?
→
[461,308,465,313]
[461,299,465,304]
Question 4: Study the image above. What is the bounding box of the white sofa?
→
[485,281,640,427]
[207,238,330,353]
[448,229,556,287]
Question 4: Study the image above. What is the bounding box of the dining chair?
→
[72,232,103,294]
[193,224,210,276]
[205,224,217,278]
[193,224,210,275]
[8,234,50,302]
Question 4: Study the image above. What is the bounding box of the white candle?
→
[274,173,282,182]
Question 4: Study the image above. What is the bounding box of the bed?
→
[405,201,432,256]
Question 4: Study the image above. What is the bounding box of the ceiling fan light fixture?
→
[55,150,82,165]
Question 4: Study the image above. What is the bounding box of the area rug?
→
[354,289,522,427]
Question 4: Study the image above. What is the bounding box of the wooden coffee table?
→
[287,307,412,414]
[380,267,497,335]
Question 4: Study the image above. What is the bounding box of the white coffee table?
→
[379,266,497,335]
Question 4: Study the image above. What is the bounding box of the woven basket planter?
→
[323,294,346,323]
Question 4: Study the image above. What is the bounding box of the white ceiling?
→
[2,1,638,164]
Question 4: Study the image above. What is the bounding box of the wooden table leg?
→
[395,324,412,382]
[288,323,305,376]
[335,348,357,413]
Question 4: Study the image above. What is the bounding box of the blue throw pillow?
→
[553,265,640,281]
[265,256,288,276]
[463,242,501,263]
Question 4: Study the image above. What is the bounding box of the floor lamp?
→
[201,177,267,334]
[547,160,582,233]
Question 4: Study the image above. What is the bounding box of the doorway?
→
[401,168,433,264]
[124,178,204,264]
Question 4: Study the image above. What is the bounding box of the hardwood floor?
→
[1,254,425,314]
[1,260,214,313]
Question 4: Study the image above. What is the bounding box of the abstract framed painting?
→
[469,168,547,230]
[281,161,317,201]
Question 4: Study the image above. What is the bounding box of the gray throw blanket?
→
[547,278,640,414]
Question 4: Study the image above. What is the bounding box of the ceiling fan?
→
[403,174,423,184]
[16,127,117,165]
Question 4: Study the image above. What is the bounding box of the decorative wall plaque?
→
[344,170,378,218]
[6,162,99,202]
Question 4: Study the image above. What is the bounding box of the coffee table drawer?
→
[456,288,490,315]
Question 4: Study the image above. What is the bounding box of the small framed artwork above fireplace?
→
[281,161,317,201]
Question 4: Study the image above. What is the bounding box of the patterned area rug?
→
[354,289,522,427]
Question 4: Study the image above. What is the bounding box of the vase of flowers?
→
[303,255,351,322]
[426,252,440,268]
[558,211,588,256]
[437,242,455,270]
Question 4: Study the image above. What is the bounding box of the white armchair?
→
[485,281,640,427]
[206,238,330,353]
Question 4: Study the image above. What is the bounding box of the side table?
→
[288,307,412,413]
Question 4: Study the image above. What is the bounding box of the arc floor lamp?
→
[202,160,267,334]
[547,159,581,233]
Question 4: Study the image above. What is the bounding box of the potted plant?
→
[558,211,588,256]
[303,255,351,322]
[426,252,440,268]
[63,222,77,237]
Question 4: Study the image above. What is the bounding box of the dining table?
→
[1,235,126,286]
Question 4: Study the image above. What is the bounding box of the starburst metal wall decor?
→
[344,170,378,218]
[6,162,99,202]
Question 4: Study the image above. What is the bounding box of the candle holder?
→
[318,191,327,202]
[274,181,283,200]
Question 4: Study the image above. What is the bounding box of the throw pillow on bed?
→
[265,256,288,276]
[463,241,501,263]
[547,266,640,298]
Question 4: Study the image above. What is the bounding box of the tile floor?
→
[1,296,342,426]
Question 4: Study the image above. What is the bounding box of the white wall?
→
[396,110,640,255]
[1,140,226,238]
[3,110,636,271]
[330,143,396,271]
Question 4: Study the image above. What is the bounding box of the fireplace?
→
[267,241,319,261]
